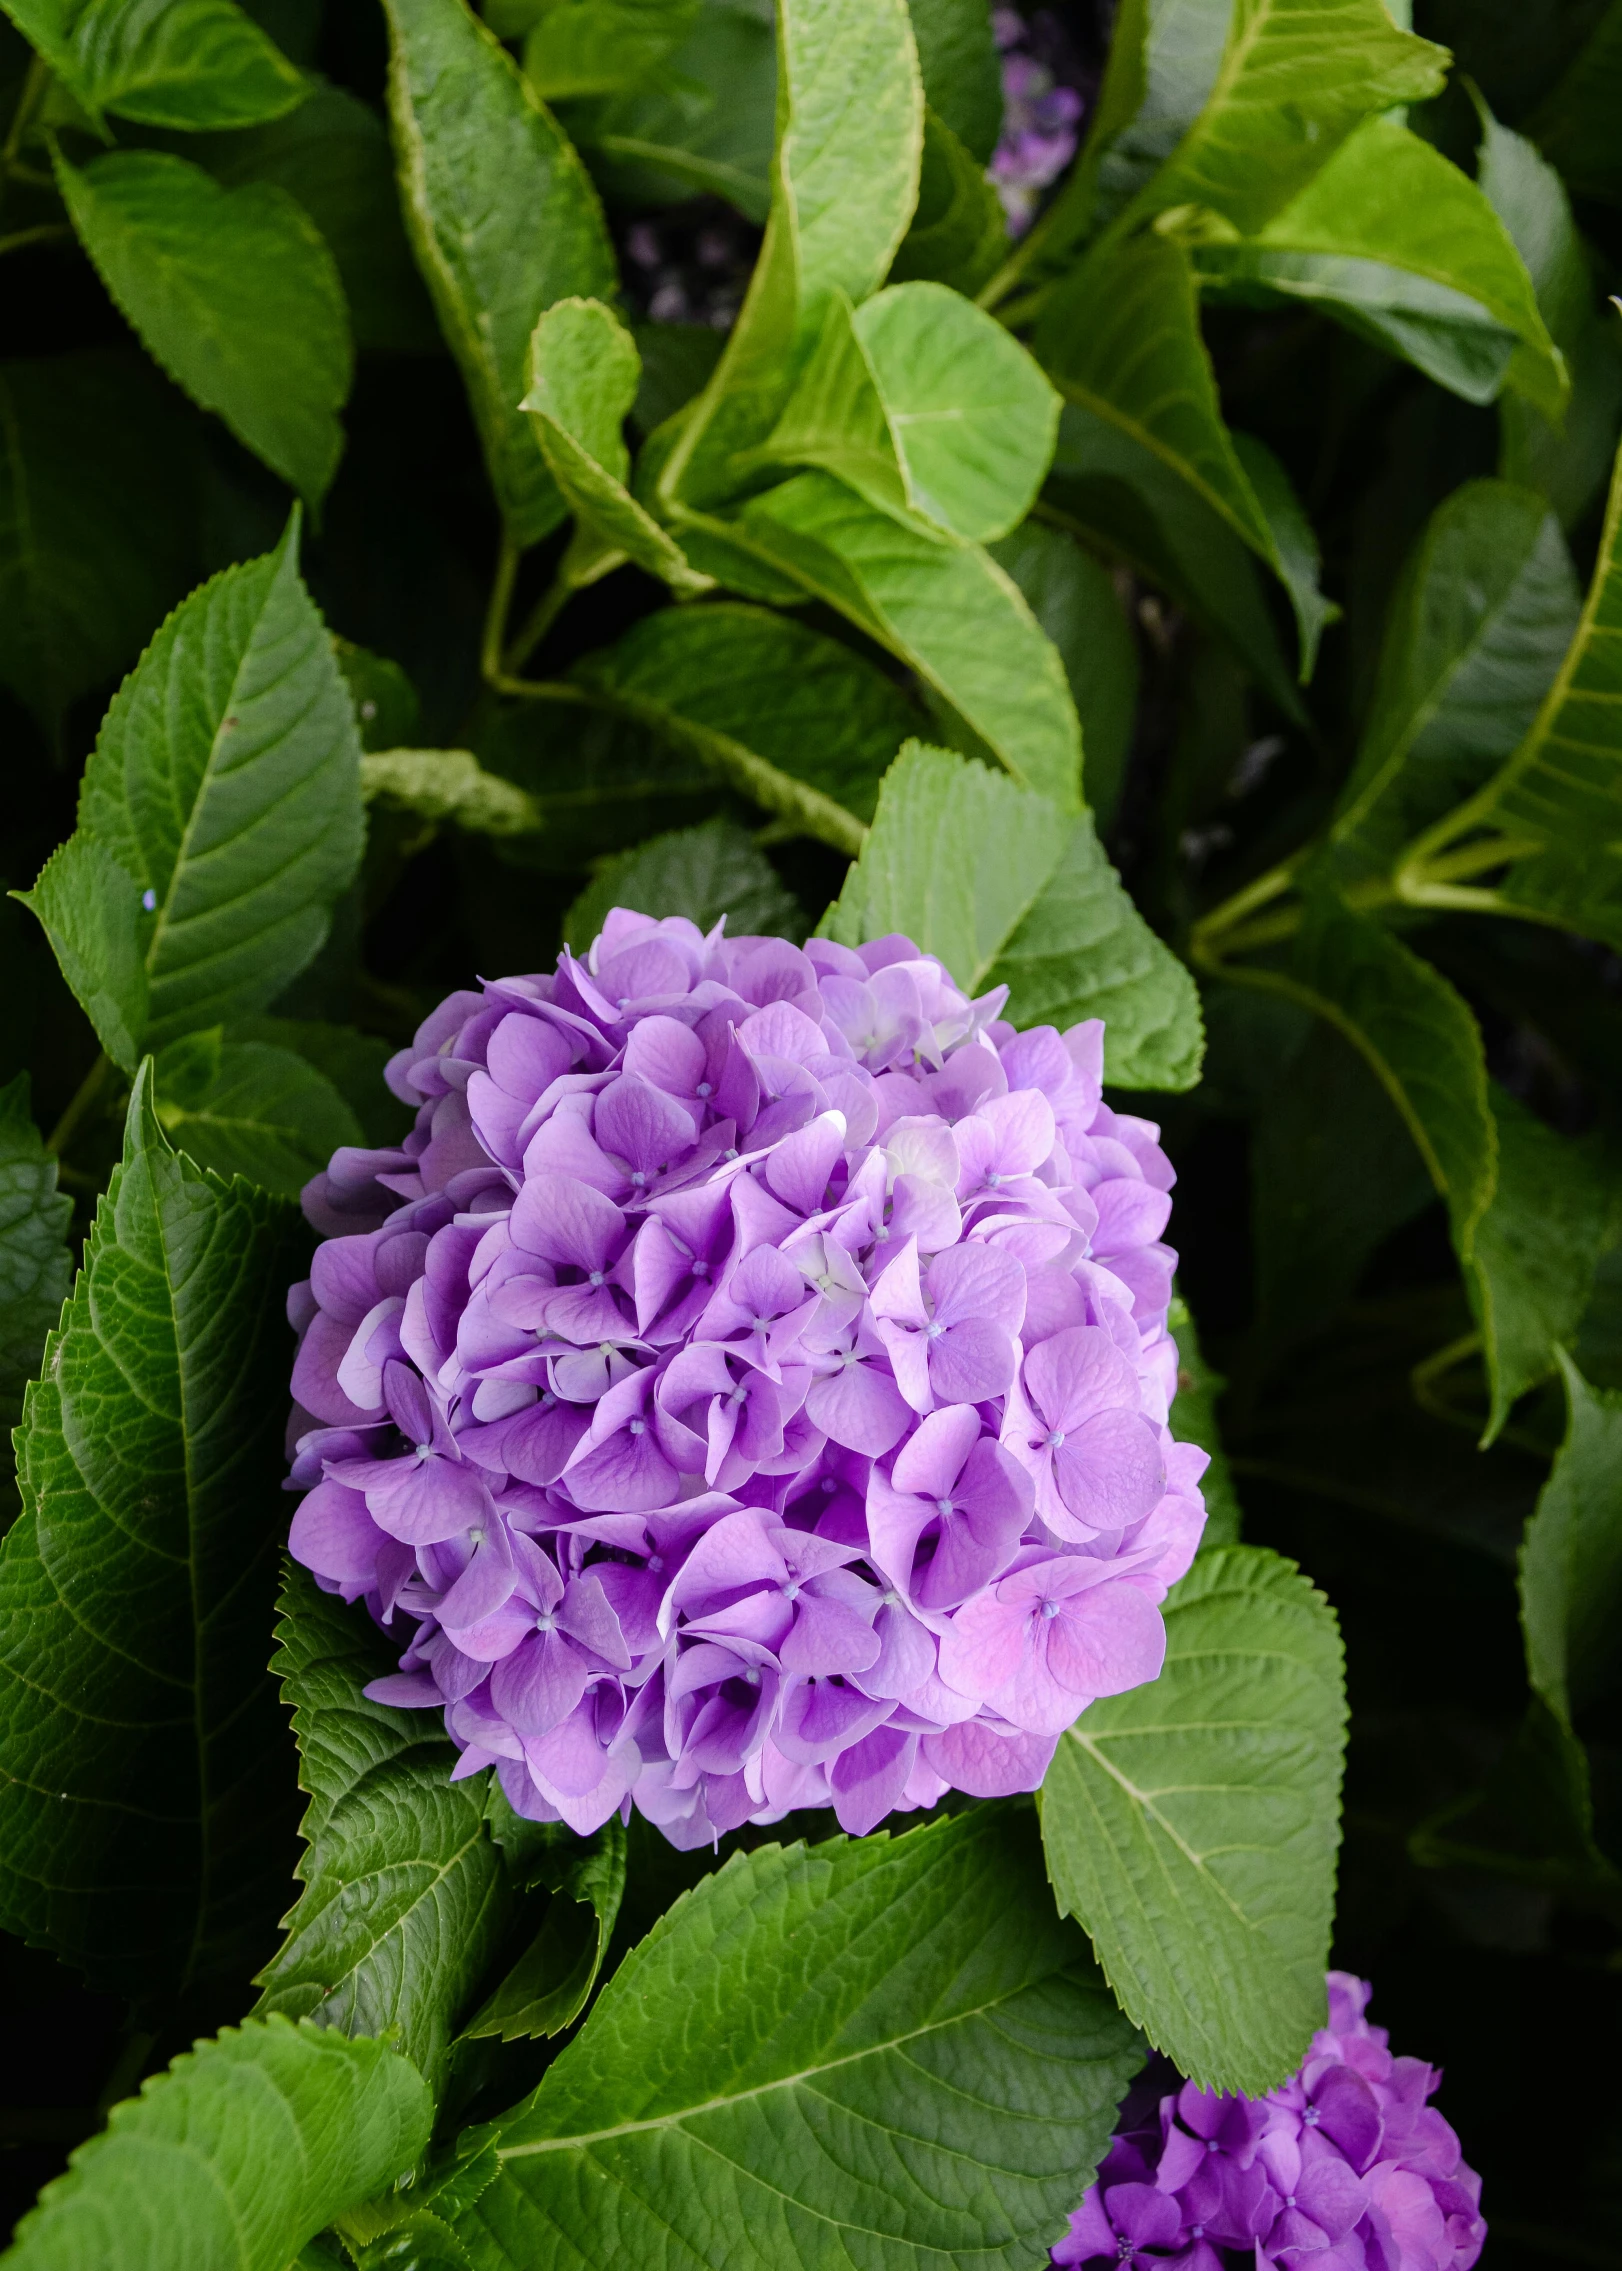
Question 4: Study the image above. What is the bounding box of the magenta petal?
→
[1052,1409,1165,1530]
[929,1317,1016,1405]
[490,1628,590,1736]
[806,1361,912,1455]
[927,1241,1026,1335]
[289,1479,384,1585]
[829,1722,915,1835]
[780,1592,880,1677]
[562,1426,681,1512]
[920,1720,1056,1797]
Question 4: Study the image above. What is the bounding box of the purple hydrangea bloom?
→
[286,911,1207,1847]
[989,7,1085,235]
[1053,1974,1486,2271]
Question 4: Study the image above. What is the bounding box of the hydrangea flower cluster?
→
[1055,1975,1485,2271]
[989,7,1085,234]
[285,911,1207,1848]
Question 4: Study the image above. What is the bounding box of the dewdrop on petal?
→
[285,912,1208,1848]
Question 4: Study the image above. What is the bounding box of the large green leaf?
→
[1331,479,1579,871]
[1129,0,1448,236]
[0,1072,302,1996]
[0,1074,72,1480]
[73,518,365,1051]
[574,599,921,830]
[0,0,305,129]
[658,0,923,508]
[905,0,1001,162]
[984,813,1206,1092]
[737,472,1082,809]
[1521,1351,1622,1727]
[253,1565,513,2089]
[464,1801,625,2042]
[153,1031,362,1200]
[0,352,199,729]
[1196,118,1566,419]
[521,297,712,594]
[1478,104,1622,532]
[2,2017,431,2271]
[763,281,1060,545]
[988,522,1140,828]
[1088,0,1225,231]
[1043,402,1304,721]
[382,0,616,546]
[55,148,351,507]
[1040,1543,1346,2094]
[565,817,804,950]
[449,1808,1143,2271]
[14,835,148,1073]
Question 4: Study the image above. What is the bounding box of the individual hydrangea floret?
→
[1053,1974,1486,2271]
[286,910,1207,1848]
[989,6,1085,234]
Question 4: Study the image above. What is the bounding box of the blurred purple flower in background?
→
[287,911,1206,1847]
[1053,1974,1486,2271]
[989,6,1085,233]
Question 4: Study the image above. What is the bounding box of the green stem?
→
[95,2026,157,2120]
[2,54,48,174]
[0,220,70,257]
[1409,1332,1484,1434]
[1401,832,1542,889]
[46,1053,111,1158]
[502,572,573,675]
[479,533,522,690]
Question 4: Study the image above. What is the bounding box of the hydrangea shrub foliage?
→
[0,0,1619,2261]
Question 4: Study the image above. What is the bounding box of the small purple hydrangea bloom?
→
[989,7,1085,235]
[285,912,1207,1847]
[1053,1974,1486,2271]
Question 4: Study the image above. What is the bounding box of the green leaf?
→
[822,739,1065,986]
[55,148,352,506]
[76,517,366,1050]
[1331,478,1579,871]
[253,1565,514,2089]
[0,0,306,129]
[988,522,1139,828]
[3,2017,431,2271]
[1479,103,1622,531]
[888,104,1008,296]
[523,0,699,98]
[382,0,617,547]
[1088,0,1221,233]
[521,298,712,594]
[0,1070,302,1996]
[1198,118,1567,420]
[0,1073,72,1487]
[1044,402,1305,722]
[574,598,921,829]
[1526,0,1622,206]
[474,704,717,876]
[152,1029,362,1198]
[1470,1087,1614,1437]
[363,749,542,836]
[464,1806,625,2041]
[983,812,1206,1092]
[572,0,777,222]
[191,78,440,356]
[0,350,199,728]
[1521,1350,1622,1726]
[1231,431,1336,682]
[564,816,803,950]
[14,835,148,1072]
[765,282,1060,546]
[1167,1289,1243,1549]
[233,1017,410,1150]
[658,0,923,508]
[337,639,422,753]
[1035,232,1279,580]
[1130,0,1448,237]
[630,320,726,436]
[1040,1543,1346,2095]
[448,1808,1143,2271]
[738,471,1083,809]
[905,0,1001,162]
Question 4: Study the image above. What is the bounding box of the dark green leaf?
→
[56,148,352,506]
[1521,1350,1622,1724]
[382,0,617,545]
[3,2017,431,2271]
[888,105,1008,296]
[574,598,922,827]
[336,639,422,754]
[1526,0,1622,205]
[1331,478,1579,873]
[738,471,1083,809]
[523,0,699,99]
[464,1805,625,2041]
[1040,1544,1346,2094]
[988,522,1140,828]
[658,0,923,507]
[0,351,199,729]
[1,0,305,129]
[565,816,803,949]
[153,1029,362,1198]
[630,321,725,436]
[232,1017,410,1151]
[1231,432,1336,682]
[450,1808,1143,2271]
[76,517,365,1050]
[475,703,717,876]
[1168,1290,1243,1549]
[571,0,777,221]
[14,836,148,1072]
[905,0,1001,162]
[254,1563,514,2089]
[0,1070,302,1995]
[0,1073,72,1489]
